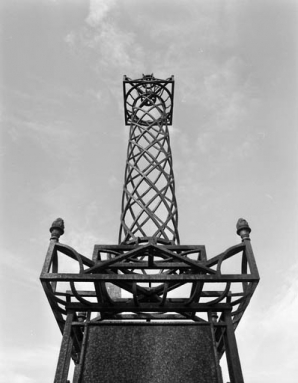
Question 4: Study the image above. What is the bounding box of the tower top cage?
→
[123,74,174,126]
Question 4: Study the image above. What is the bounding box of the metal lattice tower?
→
[41,74,260,383]
[120,75,179,244]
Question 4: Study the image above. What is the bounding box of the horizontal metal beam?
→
[66,301,233,312]
[93,244,206,252]
[41,272,259,283]
[63,290,243,298]
[91,262,209,269]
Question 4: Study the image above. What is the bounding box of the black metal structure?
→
[40,75,259,383]
[120,75,178,244]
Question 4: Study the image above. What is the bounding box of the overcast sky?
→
[0,0,297,382]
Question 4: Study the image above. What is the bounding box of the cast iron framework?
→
[120,75,178,244]
[40,75,259,383]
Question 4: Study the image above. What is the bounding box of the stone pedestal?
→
[78,323,222,383]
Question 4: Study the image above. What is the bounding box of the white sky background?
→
[0,0,297,382]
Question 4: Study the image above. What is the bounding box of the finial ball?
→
[50,218,65,241]
[236,218,251,240]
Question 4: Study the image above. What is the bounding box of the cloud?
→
[2,83,89,161]
[81,0,143,75]
[237,260,298,382]
[61,0,264,212]
[0,247,41,291]
[0,373,35,383]
[86,0,117,27]
[0,346,60,383]
[86,23,137,70]
[108,174,121,189]
[196,131,215,154]
[64,30,76,47]
[63,0,260,129]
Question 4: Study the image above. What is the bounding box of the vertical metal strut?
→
[119,75,179,244]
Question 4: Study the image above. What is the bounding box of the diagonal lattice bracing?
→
[120,75,179,244]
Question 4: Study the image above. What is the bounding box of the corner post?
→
[223,310,244,383]
[237,218,259,279]
[54,312,74,383]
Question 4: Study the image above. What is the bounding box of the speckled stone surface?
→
[81,323,219,383]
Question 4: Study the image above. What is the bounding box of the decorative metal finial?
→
[142,73,154,79]
[236,218,251,241]
[50,218,65,241]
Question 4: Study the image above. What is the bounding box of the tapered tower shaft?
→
[119,75,179,244]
